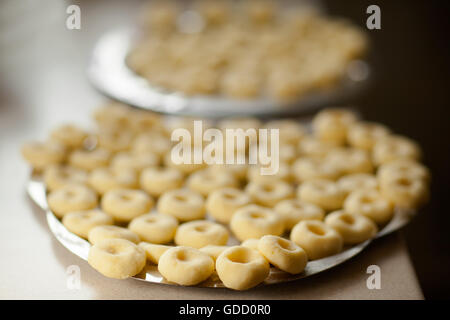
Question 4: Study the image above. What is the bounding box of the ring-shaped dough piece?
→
[132,132,172,157]
[21,141,66,171]
[101,189,154,223]
[97,128,134,153]
[47,184,98,218]
[200,245,230,261]
[62,209,114,239]
[88,225,140,245]
[324,210,377,245]
[43,165,88,191]
[344,189,394,225]
[312,108,357,146]
[88,239,146,279]
[325,148,373,175]
[88,167,138,194]
[379,173,429,210]
[206,188,252,224]
[258,235,308,274]
[216,246,270,290]
[264,120,306,146]
[69,148,111,171]
[158,246,215,286]
[50,124,88,149]
[111,151,159,173]
[373,135,422,166]
[140,167,185,197]
[129,213,178,244]
[297,179,346,212]
[209,163,248,181]
[292,157,341,182]
[247,162,292,183]
[297,136,337,159]
[139,242,173,264]
[245,180,294,208]
[187,168,238,197]
[274,199,325,230]
[230,205,284,241]
[157,189,206,221]
[164,150,206,174]
[290,220,343,260]
[175,220,229,248]
[377,159,430,185]
[347,121,391,150]
[337,173,378,196]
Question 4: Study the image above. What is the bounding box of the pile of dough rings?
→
[22,103,430,290]
[128,0,368,100]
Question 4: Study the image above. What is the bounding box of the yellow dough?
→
[216,246,270,290]
[325,148,374,175]
[158,246,215,286]
[264,120,306,146]
[132,132,172,158]
[157,189,206,221]
[101,189,154,222]
[337,173,378,196]
[164,151,206,174]
[69,148,111,171]
[292,157,341,182]
[175,220,229,248]
[241,238,260,251]
[47,184,98,218]
[297,179,346,211]
[88,239,146,279]
[230,204,284,241]
[206,188,251,223]
[245,180,294,207]
[187,168,238,197]
[379,173,429,209]
[258,235,308,274]
[373,135,422,166]
[274,199,325,230]
[377,159,430,185]
[21,141,65,171]
[247,162,292,183]
[43,165,88,191]
[111,151,159,173]
[324,210,377,245]
[297,136,337,158]
[347,121,390,150]
[50,124,88,149]
[88,167,138,194]
[209,163,248,181]
[88,225,140,245]
[290,220,343,260]
[97,127,134,153]
[62,209,114,239]
[344,189,393,225]
[129,213,178,244]
[140,167,184,198]
[200,245,230,261]
[139,242,173,264]
[312,108,357,146]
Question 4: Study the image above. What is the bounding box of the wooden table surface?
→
[0,0,423,299]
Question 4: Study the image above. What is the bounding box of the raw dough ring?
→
[292,157,341,182]
[290,220,343,260]
[337,173,378,196]
[43,165,88,191]
[297,179,346,211]
[312,108,357,146]
[47,184,98,218]
[88,238,146,279]
[158,246,215,286]
[21,141,65,171]
[101,189,154,222]
[344,189,394,225]
[140,167,184,197]
[274,199,325,230]
[187,169,238,197]
[175,220,229,248]
[129,213,178,244]
[347,121,390,150]
[88,225,140,245]
[216,246,270,290]
[325,148,373,175]
[88,167,138,194]
[324,210,377,245]
[62,209,114,239]
[206,188,252,223]
[50,124,87,149]
[379,173,429,210]
[157,189,205,221]
[373,135,422,166]
[245,180,294,208]
[230,204,284,241]
[69,148,111,171]
[258,235,308,274]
